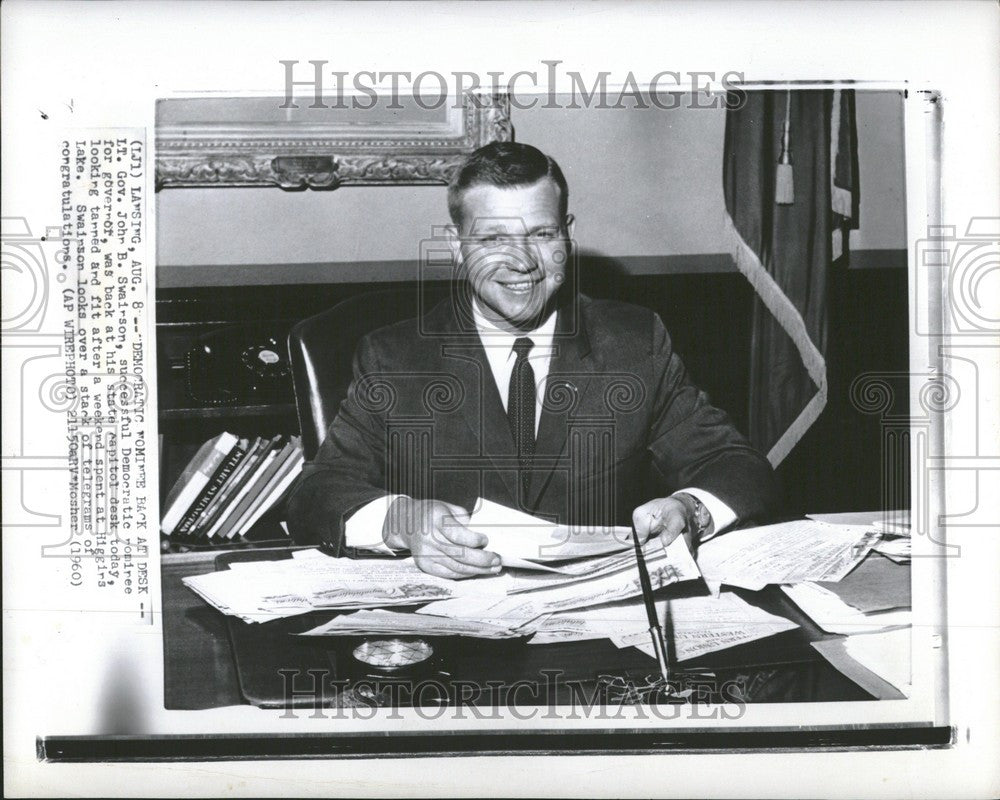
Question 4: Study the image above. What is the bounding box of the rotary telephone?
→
[184,325,293,407]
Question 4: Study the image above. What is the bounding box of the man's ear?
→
[564,213,576,239]
[444,223,463,264]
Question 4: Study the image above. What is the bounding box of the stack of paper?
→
[501,538,690,593]
[183,548,512,624]
[531,590,798,662]
[301,609,525,639]
[184,569,314,623]
[302,583,801,666]
[871,536,910,563]
[184,532,701,626]
[183,503,914,680]
[780,583,910,635]
[696,519,881,591]
[807,511,910,563]
[780,547,910,635]
[415,535,700,627]
[872,511,910,537]
[816,554,910,613]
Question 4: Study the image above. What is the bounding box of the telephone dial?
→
[184,325,293,406]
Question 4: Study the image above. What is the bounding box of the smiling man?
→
[287,142,778,578]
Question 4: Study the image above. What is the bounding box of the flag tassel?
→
[775,91,794,205]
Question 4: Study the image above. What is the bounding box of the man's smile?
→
[496,276,542,294]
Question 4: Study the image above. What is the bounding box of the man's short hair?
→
[447,141,569,226]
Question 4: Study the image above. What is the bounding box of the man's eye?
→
[532,230,557,239]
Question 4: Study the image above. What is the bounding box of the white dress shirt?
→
[472,300,558,435]
[344,303,735,550]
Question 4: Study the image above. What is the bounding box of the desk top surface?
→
[162,540,896,709]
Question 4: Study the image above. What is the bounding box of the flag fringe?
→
[765,387,828,467]
[831,185,853,219]
[830,89,854,219]
[724,213,828,467]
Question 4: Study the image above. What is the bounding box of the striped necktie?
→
[507,336,536,500]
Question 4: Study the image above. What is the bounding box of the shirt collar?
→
[472,300,557,355]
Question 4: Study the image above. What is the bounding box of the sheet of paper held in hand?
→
[463,498,634,569]
[696,519,881,591]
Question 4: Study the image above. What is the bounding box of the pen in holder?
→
[630,524,671,687]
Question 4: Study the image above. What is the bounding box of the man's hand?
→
[383,497,501,579]
[632,496,697,555]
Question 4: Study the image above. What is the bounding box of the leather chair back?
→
[287,287,447,460]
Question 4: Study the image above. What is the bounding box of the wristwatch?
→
[672,491,713,541]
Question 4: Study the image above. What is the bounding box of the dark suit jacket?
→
[286,293,778,553]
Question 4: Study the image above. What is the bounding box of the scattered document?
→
[183,508,904,681]
[843,628,911,695]
[806,510,909,533]
[812,628,911,698]
[301,609,524,639]
[183,538,700,625]
[613,593,798,661]
[532,590,798,663]
[816,553,910,613]
[183,548,515,623]
[696,520,881,590]
[417,535,700,625]
[780,582,911,635]
[466,498,632,567]
[502,538,687,593]
[872,510,911,537]
[301,587,798,659]
[805,511,909,560]
[870,536,910,562]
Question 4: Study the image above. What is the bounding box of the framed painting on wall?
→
[155,91,512,190]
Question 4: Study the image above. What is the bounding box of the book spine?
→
[204,437,283,539]
[196,437,270,539]
[239,453,305,535]
[173,444,248,537]
[227,444,302,539]
[189,441,271,540]
[220,447,289,540]
[160,433,237,534]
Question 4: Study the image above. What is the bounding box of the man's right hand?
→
[382,497,501,579]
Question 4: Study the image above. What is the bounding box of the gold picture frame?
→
[155,92,512,190]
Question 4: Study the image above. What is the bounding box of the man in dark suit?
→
[287,142,778,578]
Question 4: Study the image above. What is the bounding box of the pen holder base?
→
[596,673,699,704]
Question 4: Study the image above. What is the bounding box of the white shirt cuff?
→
[675,487,737,541]
[344,494,407,553]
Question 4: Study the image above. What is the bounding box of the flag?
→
[723,89,860,465]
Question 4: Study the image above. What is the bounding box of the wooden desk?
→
[162,547,874,710]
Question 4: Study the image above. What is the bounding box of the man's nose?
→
[497,242,540,272]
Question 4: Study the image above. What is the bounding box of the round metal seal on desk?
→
[351,638,435,673]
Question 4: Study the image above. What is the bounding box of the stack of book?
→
[160,432,304,547]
